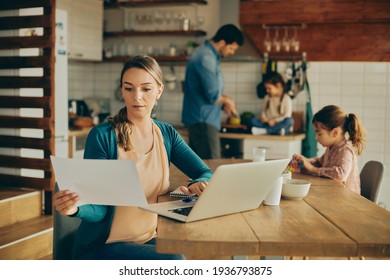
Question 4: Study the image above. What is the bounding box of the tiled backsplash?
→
[69,60,390,208]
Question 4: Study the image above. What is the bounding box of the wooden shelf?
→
[104,30,206,38]
[103,1,208,63]
[103,55,189,63]
[105,0,207,8]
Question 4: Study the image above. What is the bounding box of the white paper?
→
[50,156,148,207]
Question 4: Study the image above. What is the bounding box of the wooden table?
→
[157,159,390,259]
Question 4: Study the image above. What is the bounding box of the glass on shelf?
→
[196,15,205,29]
[153,10,164,31]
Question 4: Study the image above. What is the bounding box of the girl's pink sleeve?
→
[317,150,353,182]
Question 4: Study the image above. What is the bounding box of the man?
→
[182,24,244,159]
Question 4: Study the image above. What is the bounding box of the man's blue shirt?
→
[182,40,224,130]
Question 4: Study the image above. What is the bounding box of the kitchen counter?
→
[175,124,306,159]
[220,132,306,160]
[220,132,305,141]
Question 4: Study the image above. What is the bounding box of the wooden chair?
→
[53,184,81,260]
[360,161,384,204]
[348,160,385,260]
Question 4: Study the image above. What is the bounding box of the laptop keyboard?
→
[169,206,193,216]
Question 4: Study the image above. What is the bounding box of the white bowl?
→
[282,179,311,200]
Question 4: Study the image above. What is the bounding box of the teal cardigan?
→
[71,120,213,259]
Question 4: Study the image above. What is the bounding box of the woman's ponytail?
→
[108,107,133,151]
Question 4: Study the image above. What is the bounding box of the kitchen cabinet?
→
[102,0,207,63]
[57,0,104,61]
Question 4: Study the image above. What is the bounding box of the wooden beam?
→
[0,55,50,69]
[0,96,51,108]
[240,0,390,25]
[0,116,52,129]
[0,174,52,191]
[0,136,51,150]
[0,155,51,170]
[0,15,52,30]
[0,36,52,50]
[0,76,52,89]
[0,0,53,10]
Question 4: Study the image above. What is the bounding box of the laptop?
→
[139,158,290,223]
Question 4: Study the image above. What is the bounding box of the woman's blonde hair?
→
[108,55,163,151]
[312,105,366,155]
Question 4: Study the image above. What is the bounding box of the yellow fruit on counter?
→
[228,116,241,125]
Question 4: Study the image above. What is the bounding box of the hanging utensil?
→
[282,27,290,52]
[165,65,177,91]
[273,28,281,52]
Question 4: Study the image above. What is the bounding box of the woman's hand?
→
[179,181,208,196]
[53,189,80,216]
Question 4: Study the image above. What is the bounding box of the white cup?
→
[253,147,266,162]
[264,176,283,206]
[281,170,292,181]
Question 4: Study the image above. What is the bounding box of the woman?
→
[54,55,213,260]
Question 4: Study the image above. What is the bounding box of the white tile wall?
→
[70,60,390,209]
[69,62,95,98]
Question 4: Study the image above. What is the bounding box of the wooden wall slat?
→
[0,96,51,108]
[0,36,52,50]
[244,22,390,61]
[240,0,390,25]
[0,0,56,210]
[0,77,51,89]
[0,155,51,170]
[0,136,51,150]
[0,15,52,30]
[240,0,390,61]
[0,56,50,69]
[0,116,51,129]
[0,174,51,191]
[0,0,52,10]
